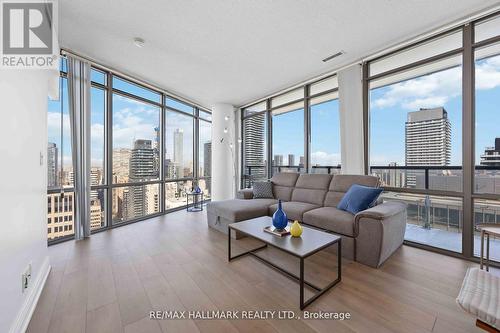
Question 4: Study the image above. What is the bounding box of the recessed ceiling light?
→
[133,37,145,48]
[322,51,344,63]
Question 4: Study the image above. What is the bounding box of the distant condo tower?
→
[173,128,184,177]
[480,138,500,167]
[405,107,451,187]
[243,114,266,181]
[47,142,58,188]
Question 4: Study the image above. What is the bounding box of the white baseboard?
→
[9,256,51,333]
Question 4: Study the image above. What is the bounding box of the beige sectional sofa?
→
[207,173,407,268]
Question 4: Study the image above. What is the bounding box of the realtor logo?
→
[1,0,57,68]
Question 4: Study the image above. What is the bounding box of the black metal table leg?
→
[300,238,342,310]
[227,225,341,310]
[300,257,305,310]
[228,226,267,261]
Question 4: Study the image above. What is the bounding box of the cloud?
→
[402,96,449,110]
[371,55,500,110]
[311,151,340,166]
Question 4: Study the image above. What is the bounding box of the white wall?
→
[211,103,237,200]
[0,70,51,333]
[338,64,365,175]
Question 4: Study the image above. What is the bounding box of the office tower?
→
[274,155,283,166]
[173,128,184,177]
[126,139,156,219]
[204,141,212,177]
[288,154,295,166]
[89,199,102,230]
[113,148,131,183]
[243,114,266,181]
[480,138,500,166]
[164,159,179,179]
[405,107,451,187]
[70,168,101,200]
[299,156,305,167]
[47,192,74,240]
[47,142,58,188]
[153,126,161,176]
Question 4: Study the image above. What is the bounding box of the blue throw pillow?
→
[337,184,383,214]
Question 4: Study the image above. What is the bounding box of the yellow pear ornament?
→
[290,220,303,237]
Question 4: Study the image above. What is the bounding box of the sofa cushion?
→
[271,172,300,187]
[253,181,274,199]
[268,201,319,221]
[208,198,277,222]
[273,186,294,202]
[337,184,383,214]
[295,174,332,189]
[329,174,379,192]
[290,174,331,205]
[324,174,380,207]
[271,173,300,202]
[303,207,356,237]
[291,188,328,206]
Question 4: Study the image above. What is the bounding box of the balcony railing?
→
[241,165,341,188]
[370,165,500,194]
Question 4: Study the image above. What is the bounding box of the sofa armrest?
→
[354,201,407,268]
[355,201,407,221]
[236,188,254,199]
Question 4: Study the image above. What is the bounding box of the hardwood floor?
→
[28,209,485,333]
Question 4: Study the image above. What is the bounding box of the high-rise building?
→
[126,139,156,220]
[288,154,295,166]
[204,141,212,177]
[69,168,101,200]
[274,155,283,166]
[153,126,161,175]
[113,148,131,183]
[89,199,102,230]
[47,142,58,188]
[47,192,74,240]
[243,114,266,182]
[405,107,451,187]
[174,128,184,177]
[299,156,305,168]
[480,138,500,166]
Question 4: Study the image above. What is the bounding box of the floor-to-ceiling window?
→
[365,13,500,261]
[111,77,162,224]
[241,101,268,187]
[473,15,500,261]
[198,110,212,198]
[309,76,340,175]
[89,68,107,231]
[47,59,74,241]
[367,30,464,252]
[240,74,340,186]
[164,99,194,210]
[46,54,212,243]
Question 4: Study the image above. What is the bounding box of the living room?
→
[2,1,500,332]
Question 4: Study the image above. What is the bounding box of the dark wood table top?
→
[229,216,340,258]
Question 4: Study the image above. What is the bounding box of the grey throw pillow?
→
[253,181,274,199]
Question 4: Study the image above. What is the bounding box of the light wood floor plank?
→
[28,209,486,333]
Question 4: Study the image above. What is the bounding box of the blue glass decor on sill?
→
[194,186,202,194]
[272,200,288,230]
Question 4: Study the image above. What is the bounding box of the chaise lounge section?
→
[207,173,407,268]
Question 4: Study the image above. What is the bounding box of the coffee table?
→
[228,216,341,310]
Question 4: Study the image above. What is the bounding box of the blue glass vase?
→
[272,200,288,230]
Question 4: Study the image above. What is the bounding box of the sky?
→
[272,99,341,166]
[271,54,500,167]
[47,74,211,171]
[49,53,500,172]
[370,54,500,166]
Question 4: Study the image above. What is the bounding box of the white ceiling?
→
[60,0,499,108]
